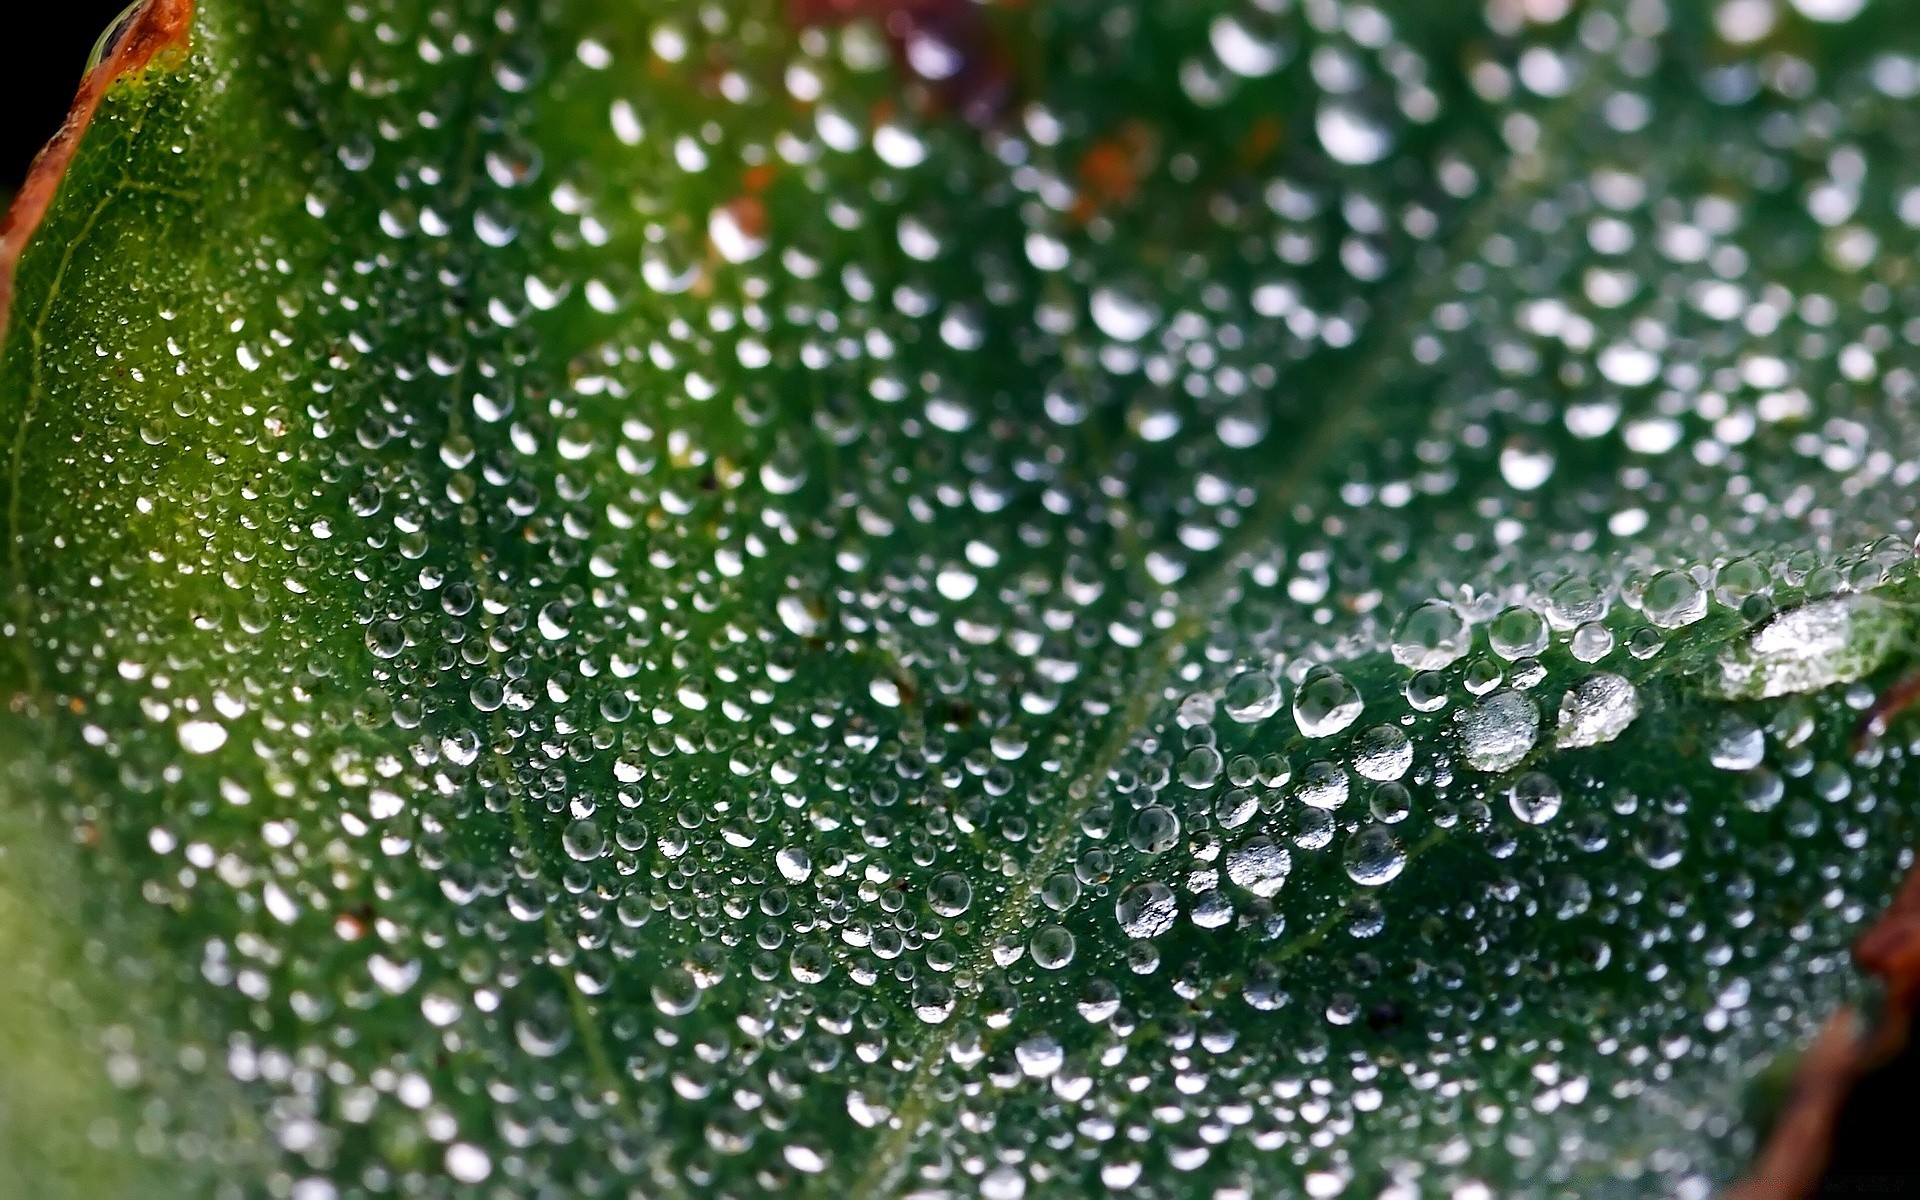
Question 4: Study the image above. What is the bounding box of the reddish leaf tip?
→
[0,0,194,337]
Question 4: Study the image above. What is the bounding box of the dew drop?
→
[1223,669,1282,723]
[178,720,229,755]
[929,872,972,917]
[1030,925,1076,970]
[1391,601,1470,671]
[1642,569,1707,629]
[561,819,605,862]
[1507,771,1563,825]
[1455,691,1539,772]
[1294,666,1363,738]
[1225,838,1291,898]
[1555,672,1639,749]
[1353,725,1412,782]
[1116,882,1178,939]
[1343,827,1406,887]
[1316,103,1391,165]
[1089,287,1159,342]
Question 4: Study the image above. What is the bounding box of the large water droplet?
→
[1294,666,1363,738]
[1316,102,1391,165]
[1555,672,1640,749]
[1225,838,1291,897]
[1391,601,1470,671]
[1116,882,1178,938]
[1223,669,1283,722]
[1455,691,1540,772]
[1343,827,1406,886]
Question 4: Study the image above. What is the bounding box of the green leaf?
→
[6,0,1920,1195]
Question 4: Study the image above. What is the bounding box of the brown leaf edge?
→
[1724,859,1920,1198]
[0,0,194,336]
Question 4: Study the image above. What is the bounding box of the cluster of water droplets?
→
[8,0,1920,1197]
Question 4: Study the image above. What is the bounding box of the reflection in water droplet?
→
[1030,925,1075,969]
[1116,882,1178,939]
[1391,601,1470,671]
[1642,569,1707,628]
[1223,669,1282,722]
[652,967,701,1016]
[1294,667,1363,738]
[777,847,812,884]
[1353,725,1412,781]
[1225,838,1291,897]
[1344,827,1406,886]
[920,873,968,921]
[1507,771,1563,825]
[1555,672,1639,749]
[1490,606,1550,661]
[1456,691,1540,772]
[561,819,605,861]
[1316,102,1392,165]
[1130,806,1181,853]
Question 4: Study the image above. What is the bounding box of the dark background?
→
[2,0,140,194]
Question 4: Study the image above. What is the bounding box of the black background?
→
[3,0,142,192]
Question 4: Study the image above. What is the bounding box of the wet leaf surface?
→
[7,0,1920,1196]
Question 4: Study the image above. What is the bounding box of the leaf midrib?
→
[839,67,1613,1199]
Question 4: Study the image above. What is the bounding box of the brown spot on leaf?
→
[0,0,195,336]
[1075,122,1161,218]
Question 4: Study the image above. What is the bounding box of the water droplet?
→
[1489,606,1549,661]
[1210,15,1290,77]
[1316,102,1391,165]
[777,847,813,884]
[1353,725,1412,781]
[446,1144,491,1184]
[1089,287,1159,342]
[561,819,605,861]
[1223,669,1282,722]
[178,720,228,754]
[1294,666,1363,738]
[1507,771,1563,825]
[982,1165,1028,1200]
[1710,717,1765,770]
[1116,882,1178,939]
[651,967,700,1016]
[1455,691,1539,772]
[1296,761,1350,811]
[366,619,405,659]
[1391,600,1471,671]
[777,593,826,637]
[1031,925,1076,969]
[1130,806,1181,853]
[1642,570,1707,629]
[1716,595,1898,699]
[1499,439,1556,491]
[1225,838,1291,897]
[1555,672,1639,749]
[1343,827,1406,887]
[929,872,972,917]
